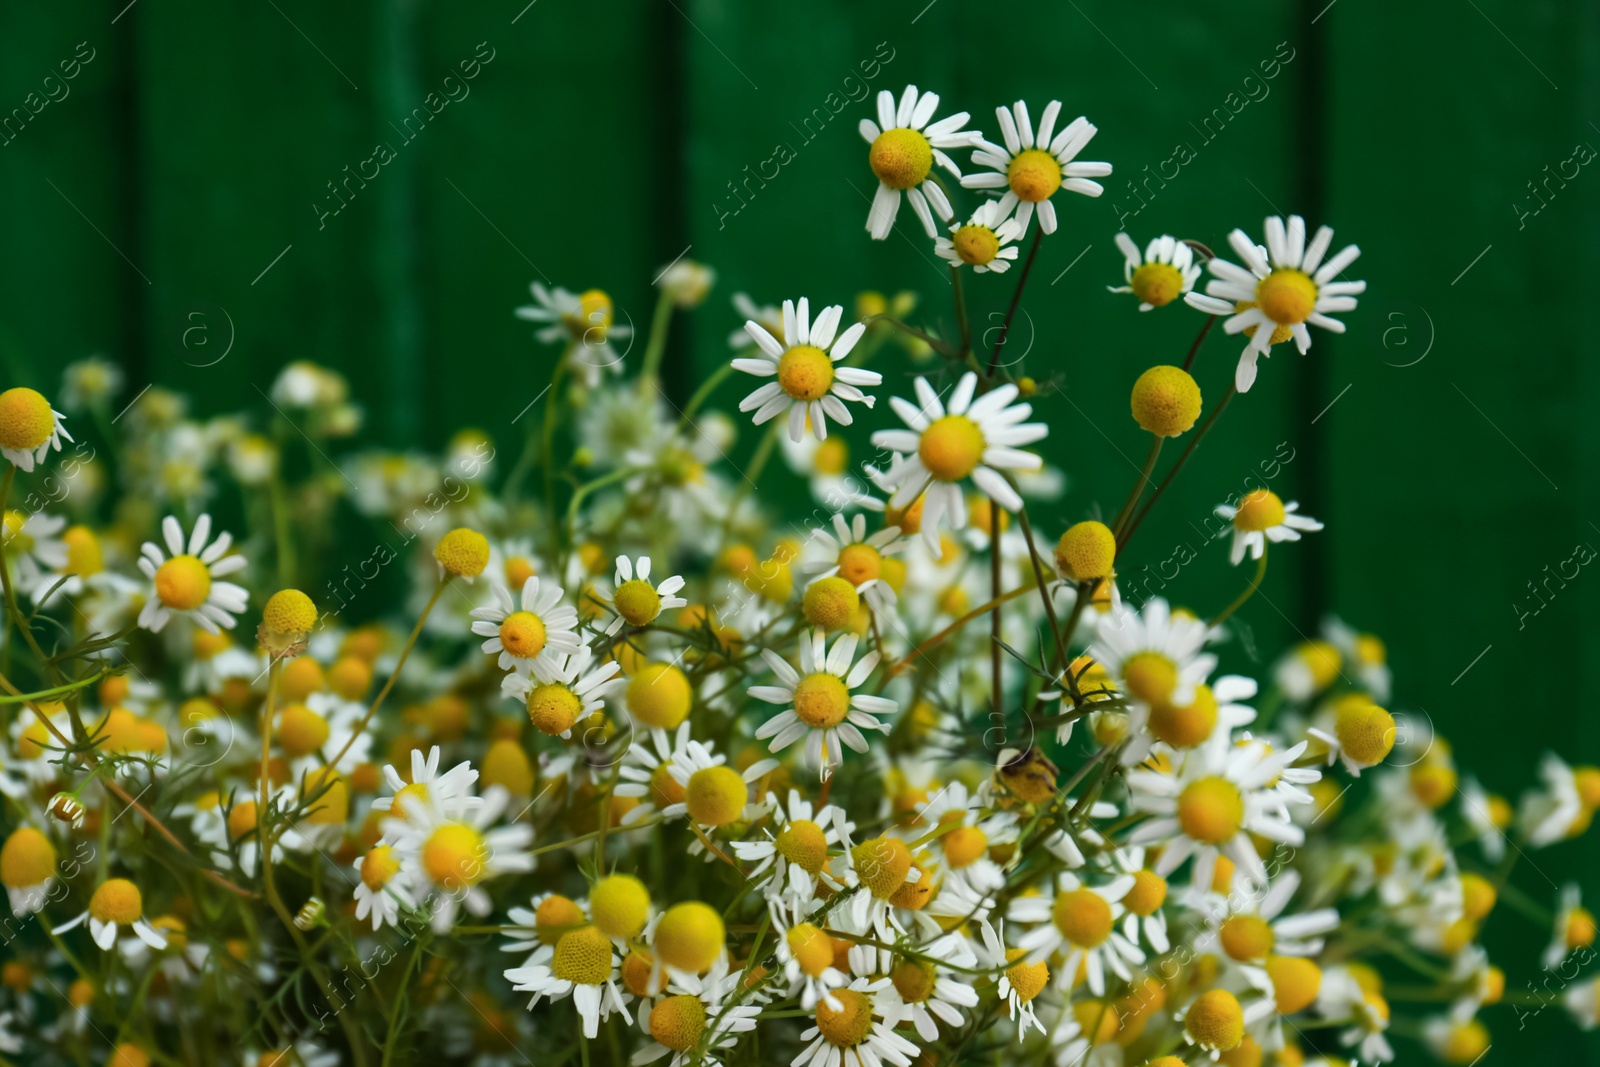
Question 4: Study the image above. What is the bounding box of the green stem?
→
[636,289,676,394]
[1111,436,1164,541]
[987,227,1042,376]
[950,265,971,357]
[680,362,737,425]
[1119,383,1237,552]
[1210,547,1268,629]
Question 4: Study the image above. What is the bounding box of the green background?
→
[1,0,1596,1059]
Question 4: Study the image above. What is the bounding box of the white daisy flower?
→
[505,924,628,1039]
[1317,966,1394,1063]
[370,745,484,821]
[750,630,896,780]
[0,388,73,472]
[1089,597,1217,764]
[729,789,853,907]
[728,292,784,351]
[54,878,168,951]
[515,283,632,388]
[1,826,60,915]
[870,372,1047,549]
[2,510,67,596]
[469,575,581,674]
[961,100,1112,236]
[1519,753,1588,847]
[658,737,778,830]
[1109,848,1172,954]
[859,85,977,240]
[1009,870,1143,996]
[974,920,1047,1037]
[801,513,907,614]
[615,723,697,827]
[935,200,1024,274]
[1545,884,1595,969]
[916,781,1015,896]
[631,967,760,1067]
[770,903,851,1012]
[734,297,880,443]
[1108,233,1204,310]
[352,844,415,931]
[1192,870,1340,996]
[1215,490,1323,565]
[502,645,623,740]
[388,786,535,933]
[601,555,687,636]
[889,929,982,1041]
[1459,776,1507,862]
[135,514,249,634]
[791,975,918,1067]
[1126,731,1312,890]
[1200,215,1366,392]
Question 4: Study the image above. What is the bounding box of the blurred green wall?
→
[2,0,1598,1058]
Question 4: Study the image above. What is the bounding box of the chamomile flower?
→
[859,85,977,240]
[887,931,982,1042]
[792,975,919,1067]
[602,556,687,636]
[1459,776,1509,862]
[135,514,249,634]
[515,283,633,387]
[1317,967,1394,1063]
[772,907,851,1012]
[370,745,484,821]
[352,844,416,931]
[1519,753,1588,847]
[1200,215,1365,392]
[469,576,581,674]
[749,630,896,780]
[505,923,628,1039]
[502,645,623,739]
[1088,597,1216,764]
[615,723,696,827]
[935,200,1023,274]
[916,781,1015,896]
[0,388,72,472]
[1180,987,1276,1061]
[54,878,168,951]
[976,920,1048,1036]
[2,510,67,595]
[1307,699,1397,776]
[1109,233,1204,310]
[735,297,879,443]
[658,738,778,830]
[802,513,907,614]
[870,372,1047,549]
[632,972,760,1067]
[728,292,783,351]
[1,827,59,916]
[961,100,1112,236]
[1545,884,1595,969]
[1195,869,1340,984]
[1215,490,1323,565]
[388,787,535,932]
[1126,732,1312,889]
[730,789,853,905]
[1009,870,1143,995]
[1110,848,1172,954]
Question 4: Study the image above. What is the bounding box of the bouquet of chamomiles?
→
[0,86,1594,1067]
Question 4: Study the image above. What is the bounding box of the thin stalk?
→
[1209,547,1268,629]
[987,227,1042,376]
[1119,383,1238,552]
[1110,436,1164,541]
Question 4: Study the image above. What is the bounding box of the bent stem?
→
[1210,547,1268,629]
[1119,382,1238,552]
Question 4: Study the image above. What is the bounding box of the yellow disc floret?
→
[775,819,829,874]
[802,577,859,631]
[1007,149,1062,202]
[1,828,57,888]
[685,766,747,827]
[1130,366,1202,438]
[625,662,691,729]
[0,388,56,451]
[869,128,933,190]
[1219,915,1275,961]
[262,589,317,636]
[836,543,882,586]
[527,683,582,736]
[613,579,662,628]
[1150,685,1219,749]
[918,415,985,483]
[590,874,650,939]
[1052,888,1113,948]
[1265,955,1321,1014]
[154,555,211,611]
[952,225,1001,266]
[654,902,724,974]
[1232,490,1286,533]
[1459,872,1497,922]
[1334,703,1395,767]
[1055,521,1117,582]
[1131,262,1186,307]
[1256,269,1318,326]
[1185,988,1245,1052]
[777,345,835,401]
[792,672,851,729]
[1123,869,1168,917]
[649,994,707,1053]
[63,526,103,576]
[433,528,489,578]
[1438,1019,1490,1064]
[89,879,143,925]
[816,988,875,1048]
[550,924,612,985]
[851,835,912,899]
[1004,947,1049,1002]
[360,845,400,890]
[787,922,835,977]
[421,823,487,888]
[277,704,330,758]
[498,611,548,659]
[1177,776,1246,845]
[942,825,988,869]
[1121,651,1178,705]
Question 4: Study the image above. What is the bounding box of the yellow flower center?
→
[918,414,985,483]
[590,874,650,939]
[621,950,658,997]
[1073,1000,1121,1046]
[787,922,835,977]
[1219,915,1275,961]
[262,589,317,636]
[851,835,912,899]
[1265,955,1321,1015]
[277,704,329,758]
[775,819,829,874]
[504,555,537,590]
[227,801,259,841]
[1123,869,1168,916]
[2,512,32,554]
[154,555,211,611]
[613,578,662,627]
[1233,489,1286,533]
[1121,651,1179,705]
[777,345,835,402]
[1004,947,1050,1003]
[836,543,883,586]
[654,902,724,974]
[649,994,707,1052]
[685,766,747,827]
[802,576,859,632]
[892,959,937,1003]
[1130,365,1203,438]
[1255,269,1318,325]
[1186,989,1245,1051]
[527,682,582,736]
[1053,888,1114,948]
[89,878,143,925]
[1,828,57,888]
[421,823,487,888]
[1007,148,1062,202]
[1410,762,1458,809]
[1054,521,1117,583]
[434,528,490,578]
[868,128,933,190]
[1567,906,1597,949]
[63,526,103,576]
[1150,685,1219,749]
[550,924,612,985]
[625,662,692,730]
[496,610,548,659]
[534,894,585,945]
[1460,873,1497,922]
[792,672,851,729]
[1334,703,1396,766]
[649,762,686,809]
[813,436,849,475]
[952,225,1001,266]
[391,781,429,819]
[0,388,55,450]
[1131,262,1186,307]
[565,289,615,341]
[1440,1019,1490,1065]
[1177,776,1246,845]
[361,845,400,890]
[942,825,988,869]
[816,988,875,1048]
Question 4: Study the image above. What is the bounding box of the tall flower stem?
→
[1209,547,1268,629]
[1119,383,1237,552]
[987,227,1042,377]
[1111,437,1164,541]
